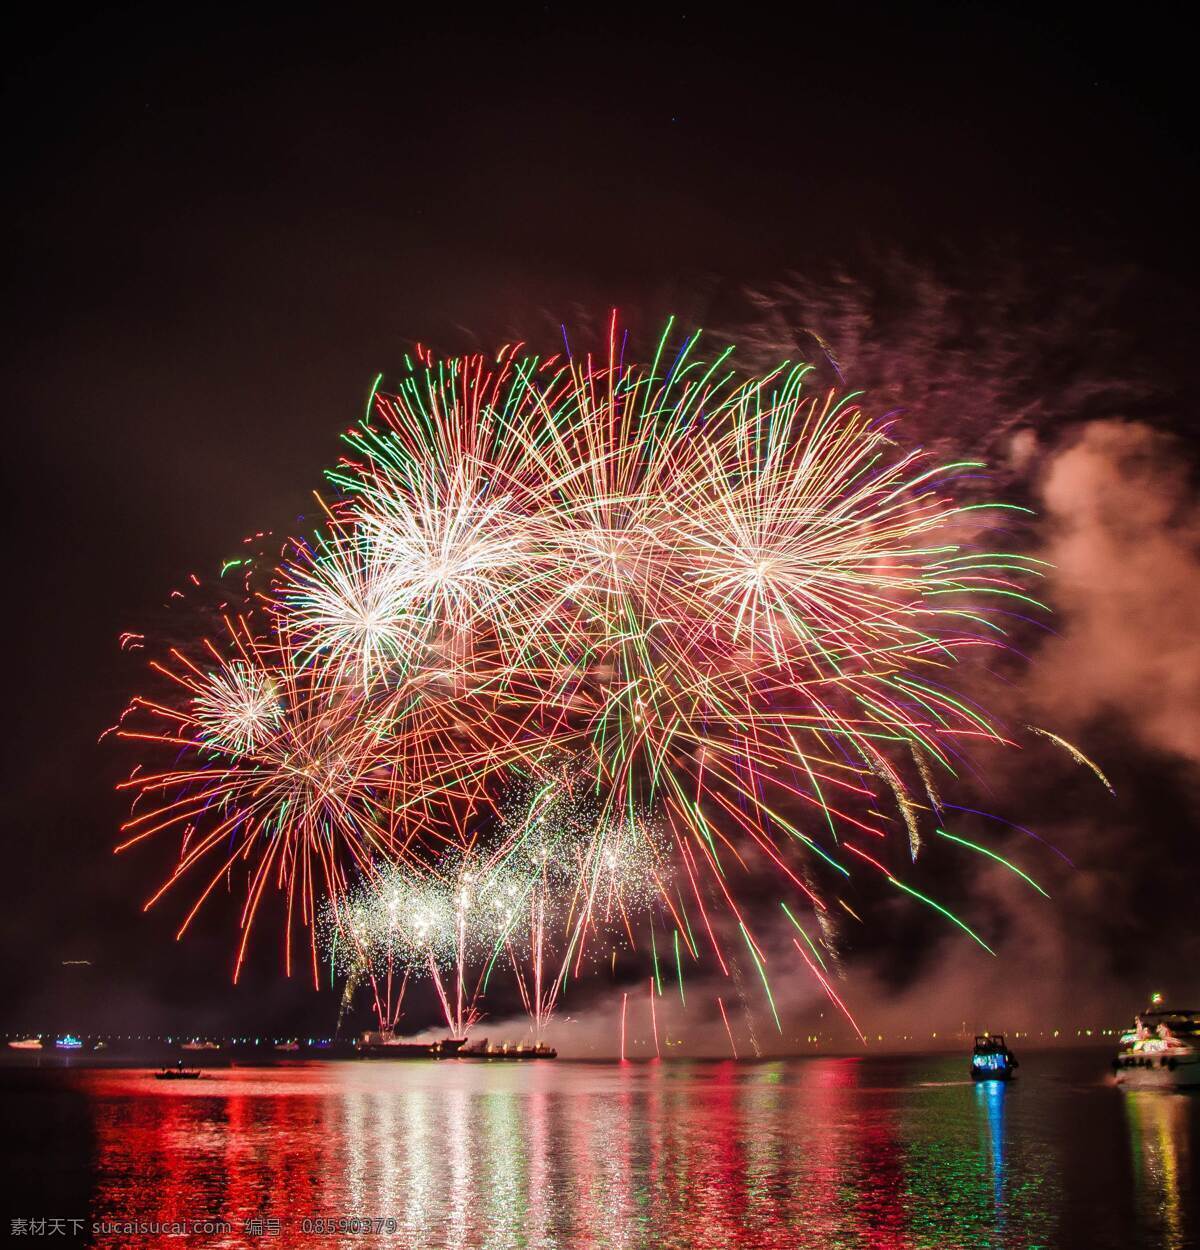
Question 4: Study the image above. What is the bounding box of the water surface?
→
[4,1051,1196,1248]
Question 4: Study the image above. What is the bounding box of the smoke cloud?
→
[1033,420,1200,766]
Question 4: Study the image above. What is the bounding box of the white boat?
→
[1113,1008,1200,1089]
[8,1038,42,1050]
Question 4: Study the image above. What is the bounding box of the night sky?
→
[4,4,1198,1040]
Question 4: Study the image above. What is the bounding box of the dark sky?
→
[3,4,1197,1037]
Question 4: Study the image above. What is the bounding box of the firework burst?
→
[114,317,1058,1039]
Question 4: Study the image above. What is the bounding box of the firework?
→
[114,318,1062,1040]
[190,659,281,755]
[325,847,530,1035]
[281,524,415,691]
[116,621,411,984]
[483,771,673,1036]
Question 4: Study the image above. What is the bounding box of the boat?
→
[8,1038,42,1050]
[1113,1008,1200,1089]
[971,1033,1018,1080]
[54,1035,83,1051]
[274,1041,301,1052]
[459,1038,558,1060]
[358,1032,468,1059]
[181,1040,220,1051]
[155,1063,202,1080]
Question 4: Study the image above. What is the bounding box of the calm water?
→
[3,1051,1196,1248]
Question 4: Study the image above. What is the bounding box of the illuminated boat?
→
[55,1035,83,1050]
[181,1040,220,1051]
[971,1033,1018,1080]
[358,1032,468,1058]
[1113,1009,1200,1089]
[459,1038,558,1060]
[8,1037,42,1050]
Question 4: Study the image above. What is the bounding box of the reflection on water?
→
[6,1053,1197,1248]
[1124,1090,1193,1250]
[976,1080,1007,1228]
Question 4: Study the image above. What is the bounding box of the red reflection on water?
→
[81,1061,920,1248]
[89,1069,335,1248]
[65,1057,1141,1249]
[851,1081,911,1248]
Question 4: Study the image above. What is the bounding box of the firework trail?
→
[1027,725,1116,794]
[717,996,738,1059]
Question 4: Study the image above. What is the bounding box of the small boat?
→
[55,1035,83,1051]
[155,1063,202,1080]
[181,1040,220,1051]
[274,1041,301,1052]
[1113,1008,1200,1089]
[8,1038,42,1050]
[971,1033,1018,1080]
